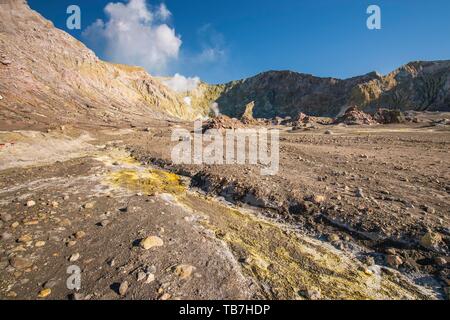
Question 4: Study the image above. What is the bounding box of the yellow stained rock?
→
[35,241,46,247]
[18,234,32,243]
[38,288,51,298]
[140,236,164,250]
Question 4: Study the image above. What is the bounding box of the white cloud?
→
[194,24,226,64]
[163,73,200,93]
[157,3,171,20]
[83,0,181,74]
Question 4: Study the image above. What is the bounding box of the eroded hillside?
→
[195,62,450,119]
[0,0,205,130]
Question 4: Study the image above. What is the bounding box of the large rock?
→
[420,231,443,249]
[374,108,406,124]
[140,236,164,250]
[240,101,257,124]
[203,115,244,132]
[335,106,377,125]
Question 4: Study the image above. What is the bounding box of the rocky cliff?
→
[0,0,202,129]
[202,61,450,119]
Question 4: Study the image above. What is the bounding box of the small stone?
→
[385,248,396,255]
[43,279,58,289]
[434,257,447,266]
[35,241,46,247]
[119,281,128,296]
[9,257,33,270]
[140,236,164,250]
[37,288,51,298]
[299,287,321,300]
[69,253,80,262]
[420,231,443,248]
[51,201,59,208]
[69,293,84,300]
[355,188,365,198]
[363,256,375,266]
[324,130,333,135]
[386,255,403,268]
[311,195,326,204]
[327,234,340,242]
[1,213,12,222]
[100,220,110,227]
[11,222,19,228]
[6,291,17,298]
[1,232,12,240]
[74,231,86,239]
[107,258,116,267]
[422,205,436,214]
[26,200,36,207]
[83,202,95,209]
[1,59,12,65]
[137,271,146,282]
[363,268,374,275]
[18,234,32,243]
[173,264,195,280]
[67,240,77,247]
[159,293,171,300]
[23,220,38,226]
[145,273,155,284]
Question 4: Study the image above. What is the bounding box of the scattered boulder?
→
[69,253,80,262]
[420,231,443,249]
[83,202,95,209]
[355,188,365,198]
[37,288,51,298]
[1,213,12,222]
[335,106,377,125]
[119,281,129,296]
[9,257,33,270]
[74,231,86,239]
[140,236,164,250]
[1,59,12,66]
[298,287,321,300]
[173,264,196,280]
[272,116,284,125]
[18,234,32,243]
[327,234,340,242]
[374,108,406,124]
[35,241,46,247]
[386,255,403,268]
[203,115,244,132]
[240,101,257,125]
[310,194,326,205]
[26,200,36,207]
[146,273,156,284]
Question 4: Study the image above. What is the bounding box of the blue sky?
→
[28,0,450,84]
